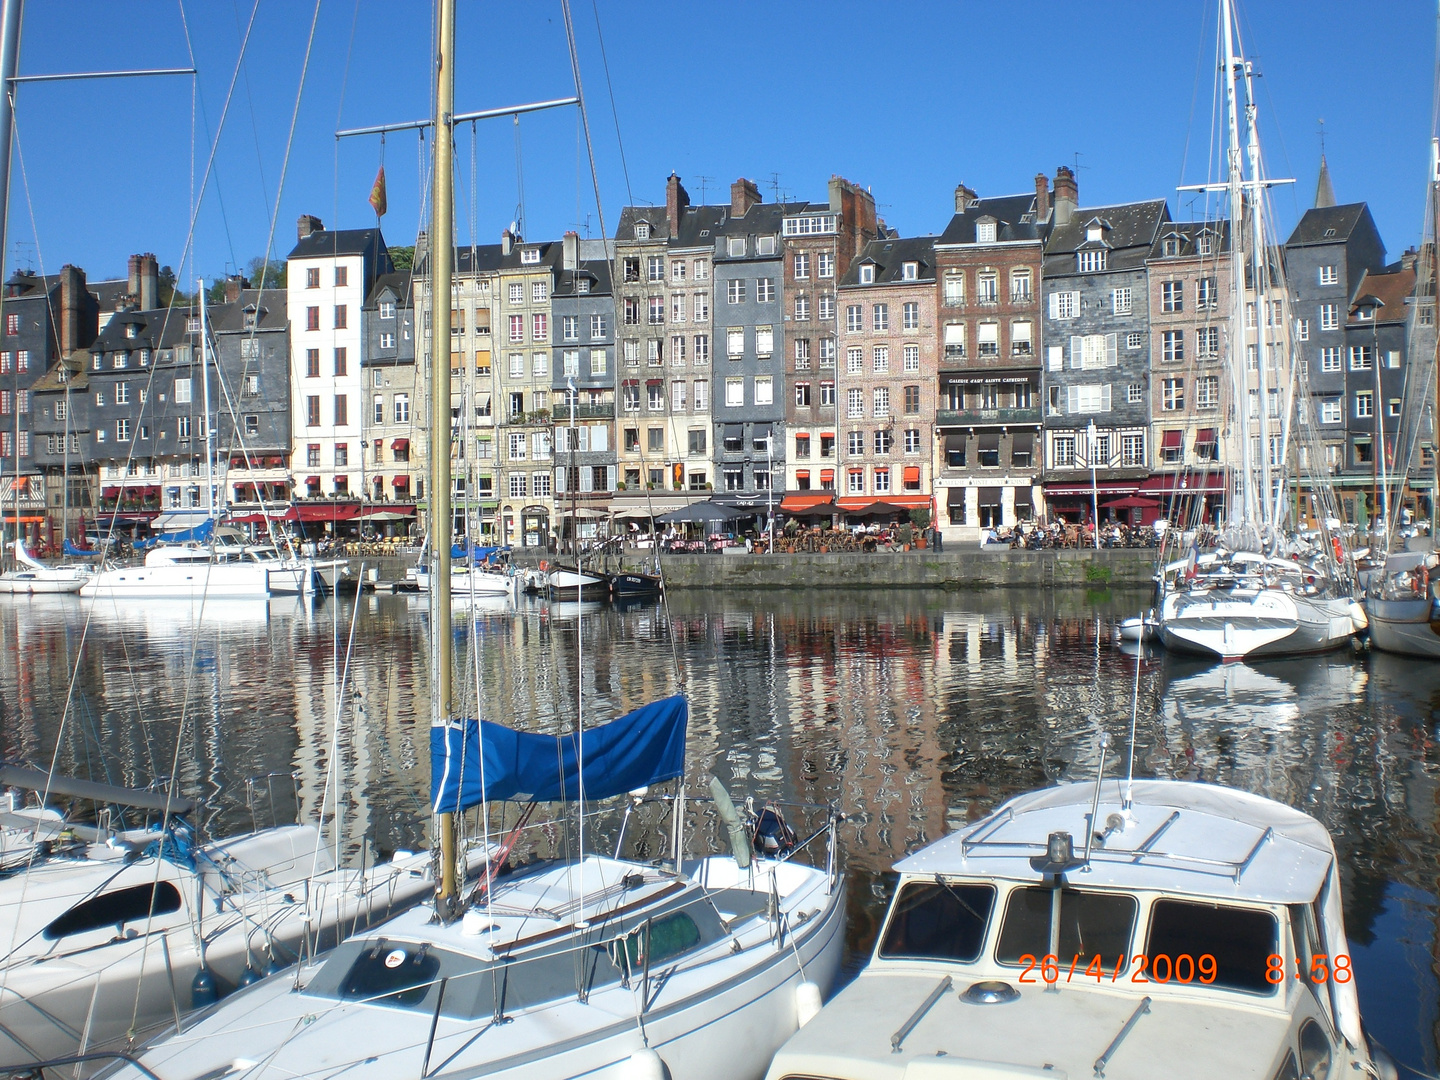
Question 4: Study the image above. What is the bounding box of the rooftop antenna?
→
[766,172,782,203]
[693,175,713,205]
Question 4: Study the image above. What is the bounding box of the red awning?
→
[1044,482,1139,497]
[794,470,811,480]
[836,495,931,510]
[820,431,836,439]
[295,503,361,523]
[1161,430,1183,450]
[265,455,285,468]
[1138,472,1226,494]
[902,466,921,484]
[304,476,321,485]
[391,438,409,451]
[820,469,835,483]
[1195,428,1217,445]
[392,475,410,487]
[794,432,810,441]
[102,487,119,498]
[779,492,834,511]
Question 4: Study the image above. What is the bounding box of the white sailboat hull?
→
[1366,596,1440,657]
[1159,588,1357,660]
[79,562,272,599]
[0,825,489,1072]
[266,558,351,595]
[409,566,514,596]
[0,568,89,594]
[112,854,845,1080]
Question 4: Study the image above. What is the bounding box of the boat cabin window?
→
[878,881,995,963]
[615,911,703,970]
[338,941,441,1007]
[1144,899,1277,994]
[995,887,1135,969]
[1272,1051,1300,1080]
[1298,1019,1333,1080]
[44,882,183,939]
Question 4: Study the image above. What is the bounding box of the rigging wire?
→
[589,0,633,210]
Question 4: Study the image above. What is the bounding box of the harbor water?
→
[3,587,1440,1070]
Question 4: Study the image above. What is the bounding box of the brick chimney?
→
[1053,166,1079,227]
[730,178,761,218]
[829,176,877,261]
[225,274,250,303]
[58,265,86,356]
[126,254,159,311]
[501,228,514,256]
[562,231,579,272]
[296,214,323,242]
[1401,246,1419,273]
[953,183,977,212]
[1034,173,1051,222]
[666,173,689,236]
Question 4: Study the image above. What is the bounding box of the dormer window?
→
[1076,250,1107,273]
[577,278,590,294]
[520,248,540,264]
[635,221,650,240]
[756,235,776,256]
[859,265,875,284]
[1197,234,1214,256]
[901,262,918,281]
[1162,237,1182,257]
[727,237,746,257]
[1086,224,1105,243]
[114,352,128,369]
[976,221,997,244]
[1357,306,1375,321]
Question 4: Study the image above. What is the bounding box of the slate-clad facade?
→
[1040,180,1169,522]
[210,286,291,509]
[361,270,419,503]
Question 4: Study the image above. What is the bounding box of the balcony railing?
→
[936,406,1041,427]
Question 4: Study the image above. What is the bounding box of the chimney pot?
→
[730,178,761,218]
[1034,173,1051,222]
[501,229,513,256]
[953,183,977,212]
[562,231,579,272]
[1053,166,1079,227]
[666,173,690,237]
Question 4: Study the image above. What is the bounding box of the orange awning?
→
[902,466,921,484]
[820,469,835,483]
[779,492,833,511]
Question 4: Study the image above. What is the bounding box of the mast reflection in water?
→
[1,588,1438,1070]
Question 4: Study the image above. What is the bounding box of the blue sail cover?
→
[430,695,687,812]
[133,519,215,550]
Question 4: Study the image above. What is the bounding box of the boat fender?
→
[238,964,263,988]
[795,980,822,1027]
[191,966,219,1007]
[264,955,286,976]
[624,1048,669,1080]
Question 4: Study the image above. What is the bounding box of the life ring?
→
[539,560,549,572]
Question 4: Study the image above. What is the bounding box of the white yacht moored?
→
[766,777,1382,1080]
[1364,551,1440,657]
[0,540,92,595]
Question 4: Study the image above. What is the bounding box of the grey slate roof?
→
[498,240,560,271]
[365,272,414,309]
[1043,199,1169,273]
[1147,220,1231,259]
[207,289,286,332]
[614,203,734,248]
[90,306,195,353]
[555,260,612,297]
[937,193,1045,245]
[287,228,386,261]
[1285,203,1370,248]
[839,236,938,286]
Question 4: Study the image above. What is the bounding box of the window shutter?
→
[1101,385,1113,412]
[1047,345,1063,372]
[1070,336,1082,369]
[1048,292,1059,319]
[1067,386,1079,414]
[1106,333,1118,366]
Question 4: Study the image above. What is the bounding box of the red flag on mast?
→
[368,166,387,217]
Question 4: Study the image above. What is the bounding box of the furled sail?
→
[431,695,688,811]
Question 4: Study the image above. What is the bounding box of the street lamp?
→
[1087,418,1100,550]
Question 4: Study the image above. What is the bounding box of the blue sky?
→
[9,1,1437,287]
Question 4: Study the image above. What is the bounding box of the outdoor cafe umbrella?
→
[655,501,745,524]
[847,500,910,519]
[786,501,840,519]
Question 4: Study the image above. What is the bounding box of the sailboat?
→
[103,6,846,1079]
[0,538,91,594]
[1156,1,1363,661]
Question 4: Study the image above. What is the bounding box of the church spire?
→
[1314,154,1337,208]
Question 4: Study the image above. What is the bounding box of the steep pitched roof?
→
[839,236,937,286]
[555,260,612,297]
[1044,199,1169,273]
[1315,155,1337,209]
[1348,267,1415,324]
[365,272,414,309]
[1147,220,1231,259]
[1285,203,1369,247]
[287,228,385,261]
[937,192,1044,245]
[208,289,287,332]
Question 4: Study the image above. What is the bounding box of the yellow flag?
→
[368,166,387,217]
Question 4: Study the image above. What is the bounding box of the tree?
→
[157,265,187,306]
[244,256,285,290]
[389,245,414,272]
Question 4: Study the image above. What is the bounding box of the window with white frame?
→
[1127,383,1143,404]
[694,336,710,364]
[1161,280,1183,312]
[1356,391,1373,418]
[671,335,687,364]
[756,278,775,303]
[727,279,746,304]
[648,382,665,410]
[1197,326,1219,358]
[1162,330,1184,362]
[1319,265,1338,285]
[819,339,836,367]
[648,339,662,365]
[872,303,889,330]
[847,387,864,418]
[1126,331,1143,350]
[817,252,834,278]
[1197,376,1220,409]
[509,432,527,460]
[1320,303,1340,330]
[508,282,523,303]
[563,350,580,377]
[1077,250,1107,272]
[873,386,890,417]
[904,428,921,454]
[1068,383,1110,413]
[859,265,874,284]
[694,380,708,410]
[1121,432,1145,466]
[532,280,547,302]
[532,352,548,377]
[671,259,687,282]
[847,430,865,456]
[1320,398,1342,423]
[727,327,745,358]
[794,253,810,279]
[756,326,773,357]
[1348,345,1374,370]
[1320,347,1342,372]
[902,302,920,330]
[903,344,919,372]
[873,345,889,373]
[1050,291,1079,319]
[671,295,686,323]
[846,347,863,374]
[795,294,810,320]
[689,292,707,322]
[846,305,863,332]
[1162,377,1184,411]
[755,376,773,405]
[1053,434,1075,466]
[1112,287,1132,315]
[726,377,744,407]
[647,256,664,282]
[727,237,746,257]
[944,272,964,305]
[1197,277,1217,309]
[672,380,687,412]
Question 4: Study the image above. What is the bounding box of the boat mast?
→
[1221,0,1252,534]
[431,0,458,915]
[199,286,216,519]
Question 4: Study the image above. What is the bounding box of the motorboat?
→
[104,699,846,1080]
[0,540,92,595]
[546,563,611,600]
[611,568,663,597]
[1158,551,1363,661]
[0,764,487,1071]
[408,562,515,597]
[80,541,272,600]
[766,774,1386,1080]
[1363,550,1440,657]
[1115,611,1157,643]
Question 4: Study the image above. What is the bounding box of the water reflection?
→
[2,588,1440,1068]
